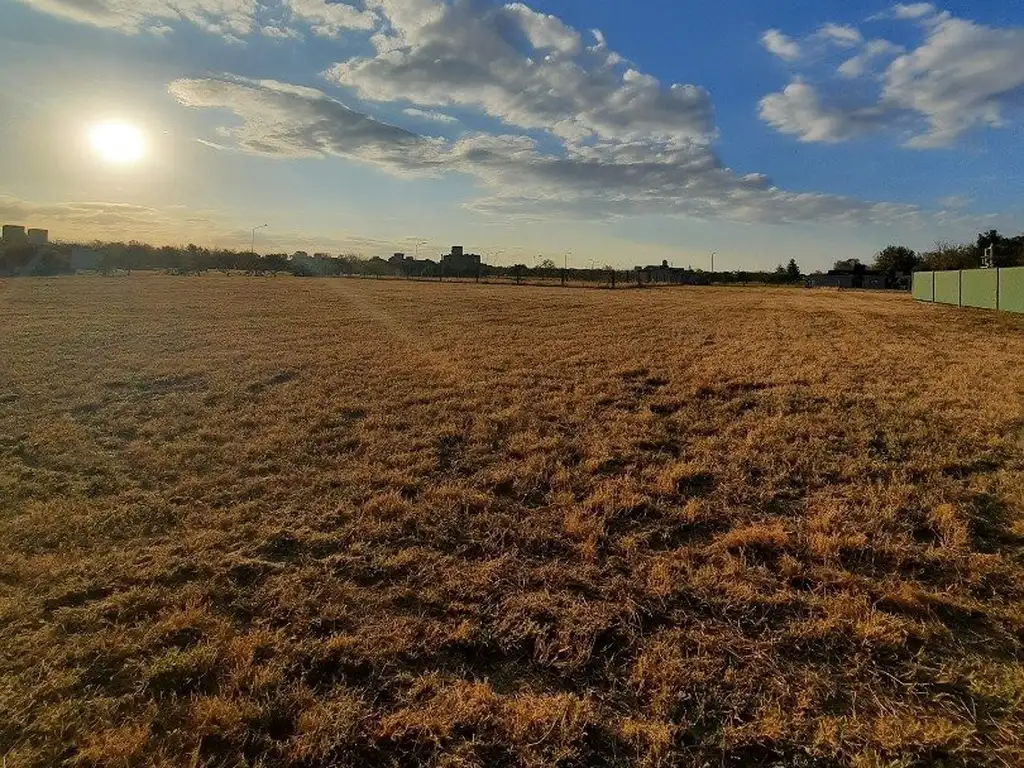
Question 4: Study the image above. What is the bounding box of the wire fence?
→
[307,268,717,290]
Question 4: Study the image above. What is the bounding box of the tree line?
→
[3,230,1019,281]
[868,230,1024,280]
[0,239,810,283]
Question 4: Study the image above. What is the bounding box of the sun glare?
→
[88,121,146,165]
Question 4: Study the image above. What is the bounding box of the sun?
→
[88,121,146,165]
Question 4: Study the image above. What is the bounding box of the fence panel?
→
[912,271,934,302]
[960,269,999,309]
[998,266,1024,314]
[933,271,961,306]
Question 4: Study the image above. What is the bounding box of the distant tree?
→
[873,245,919,276]
[785,259,801,281]
[29,249,66,276]
[265,254,288,275]
[919,241,977,271]
[184,243,208,275]
[538,258,556,270]
[0,244,38,275]
[832,258,862,272]
[774,264,786,275]
[99,249,119,275]
[977,230,1024,267]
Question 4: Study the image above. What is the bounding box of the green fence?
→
[960,269,999,309]
[999,267,1024,314]
[934,271,960,306]
[911,271,934,301]
[912,268,1024,314]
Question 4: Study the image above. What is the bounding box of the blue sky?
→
[1,0,1022,269]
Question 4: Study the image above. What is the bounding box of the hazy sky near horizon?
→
[1,0,1023,269]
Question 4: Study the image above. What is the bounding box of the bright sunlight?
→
[88,120,146,165]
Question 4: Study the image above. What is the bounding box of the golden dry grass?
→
[1,275,1023,767]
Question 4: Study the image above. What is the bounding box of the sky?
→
[1,0,1023,270]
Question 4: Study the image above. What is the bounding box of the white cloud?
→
[10,0,377,37]
[838,39,903,78]
[759,81,883,143]
[325,0,713,148]
[15,0,1005,231]
[761,10,1024,147]
[817,23,862,48]
[502,2,580,55]
[12,0,262,34]
[892,3,936,20]
[261,24,301,39]
[285,0,376,38]
[169,74,929,227]
[169,76,431,163]
[761,29,801,61]
[881,15,1024,147]
[938,195,972,209]
[403,108,458,124]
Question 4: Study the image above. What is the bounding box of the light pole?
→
[710,251,717,273]
[406,238,427,260]
[251,223,268,255]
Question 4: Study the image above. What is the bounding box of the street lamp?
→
[251,223,268,255]
[405,237,428,259]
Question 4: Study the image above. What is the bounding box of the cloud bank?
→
[169,74,922,226]
[17,0,1017,227]
[759,6,1024,148]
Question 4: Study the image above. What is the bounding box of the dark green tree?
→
[919,242,977,271]
[977,230,1024,267]
[785,259,801,281]
[873,245,920,277]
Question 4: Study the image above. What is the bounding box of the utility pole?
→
[710,251,716,273]
[251,223,268,255]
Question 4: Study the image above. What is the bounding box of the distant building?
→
[811,273,856,289]
[27,228,48,246]
[441,245,481,275]
[390,252,438,275]
[2,224,26,245]
[810,267,889,290]
[70,247,103,272]
[635,260,707,285]
[861,274,888,290]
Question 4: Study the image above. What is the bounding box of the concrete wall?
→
[913,267,1023,314]
[912,271,934,301]
[960,269,998,309]
[933,271,961,305]
[999,267,1024,314]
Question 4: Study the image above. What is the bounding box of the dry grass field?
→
[1,275,1023,768]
